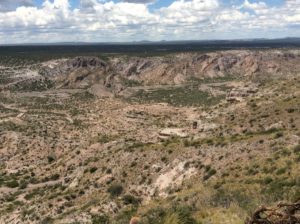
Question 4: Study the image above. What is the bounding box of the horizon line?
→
[1,37,300,46]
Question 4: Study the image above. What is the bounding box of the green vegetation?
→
[107,184,124,197]
[91,134,119,144]
[122,78,143,87]
[71,91,95,101]
[47,155,56,164]
[188,75,237,84]
[140,206,197,224]
[293,144,300,154]
[204,168,217,181]
[123,194,140,205]
[92,215,110,224]
[24,188,46,201]
[89,167,98,173]
[113,207,137,224]
[6,180,19,188]
[129,85,225,107]
[11,79,54,92]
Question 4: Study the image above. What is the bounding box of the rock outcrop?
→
[0,49,290,94]
[226,83,259,102]
[40,50,300,90]
[40,57,108,88]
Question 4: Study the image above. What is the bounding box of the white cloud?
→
[243,0,267,12]
[158,0,219,25]
[0,0,299,44]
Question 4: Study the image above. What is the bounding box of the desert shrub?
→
[293,144,300,154]
[123,79,143,87]
[161,156,168,163]
[212,187,256,212]
[208,169,217,176]
[274,132,284,139]
[73,119,83,127]
[72,91,95,101]
[29,177,38,184]
[276,167,287,175]
[183,139,191,147]
[205,138,214,145]
[50,174,60,181]
[90,167,98,173]
[246,167,259,176]
[166,206,197,224]
[95,134,116,144]
[47,155,56,163]
[205,165,211,172]
[130,161,137,167]
[70,108,80,116]
[261,178,298,201]
[142,207,167,224]
[92,215,109,224]
[123,194,140,205]
[124,141,148,152]
[164,213,180,224]
[141,206,196,224]
[286,108,295,113]
[184,162,191,169]
[19,180,28,189]
[204,168,217,180]
[113,207,137,224]
[280,148,291,156]
[251,102,257,108]
[262,176,273,185]
[41,217,54,224]
[6,180,19,188]
[24,189,41,200]
[295,155,300,162]
[107,184,123,197]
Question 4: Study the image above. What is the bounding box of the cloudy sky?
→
[0,0,299,44]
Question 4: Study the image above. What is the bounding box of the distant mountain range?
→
[2,37,300,46]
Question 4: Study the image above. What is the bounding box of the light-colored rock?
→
[154,161,197,196]
[159,128,188,139]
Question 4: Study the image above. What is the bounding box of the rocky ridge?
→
[36,49,300,91]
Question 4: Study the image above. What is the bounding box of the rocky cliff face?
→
[109,50,300,84]
[40,57,107,89]
[39,50,300,91]
[2,50,299,92]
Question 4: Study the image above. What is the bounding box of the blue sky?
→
[0,0,299,44]
[31,0,285,10]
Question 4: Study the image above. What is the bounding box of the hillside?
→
[0,49,299,224]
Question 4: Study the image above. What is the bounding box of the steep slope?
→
[2,49,300,93]
[37,49,300,91]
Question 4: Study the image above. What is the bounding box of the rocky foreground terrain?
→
[0,49,299,224]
